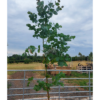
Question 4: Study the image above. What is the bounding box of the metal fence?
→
[7,69,93,100]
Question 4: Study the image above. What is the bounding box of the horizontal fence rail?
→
[8,86,93,90]
[7,69,93,100]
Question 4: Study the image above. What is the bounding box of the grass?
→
[66,79,93,91]
[7,61,93,70]
[7,71,17,75]
[7,62,45,75]
[64,71,93,91]
[7,62,45,70]
[66,71,93,78]
[76,88,79,91]
[7,82,12,89]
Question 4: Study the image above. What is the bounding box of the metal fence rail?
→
[7,69,93,100]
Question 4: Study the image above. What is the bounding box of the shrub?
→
[24,58,31,64]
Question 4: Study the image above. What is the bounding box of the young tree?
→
[22,0,75,99]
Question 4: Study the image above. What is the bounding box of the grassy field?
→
[7,62,45,70]
[7,61,93,70]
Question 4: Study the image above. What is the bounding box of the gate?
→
[7,69,93,100]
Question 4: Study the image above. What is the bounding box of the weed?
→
[7,82,12,89]
[76,88,79,91]
[8,71,16,75]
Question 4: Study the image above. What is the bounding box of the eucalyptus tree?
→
[22,0,75,99]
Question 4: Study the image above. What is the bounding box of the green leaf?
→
[27,11,32,14]
[61,6,64,8]
[44,5,48,11]
[34,85,40,91]
[52,72,65,86]
[55,57,59,61]
[26,24,31,27]
[27,77,33,86]
[37,1,44,7]
[70,36,76,39]
[51,60,56,64]
[27,82,30,86]
[28,45,36,54]
[22,52,27,57]
[25,48,29,53]
[55,2,59,6]
[46,74,50,78]
[59,25,62,28]
[48,3,54,7]
[26,24,36,30]
[50,9,54,12]
[58,61,64,67]
[52,76,55,81]
[39,19,44,23]
[56,6,61,11]
[53,11,58,15]
[28,77,33,81]
[42,57,50,64]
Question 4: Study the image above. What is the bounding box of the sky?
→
[7,0,93,57]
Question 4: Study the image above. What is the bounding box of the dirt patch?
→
[7,75,12,79]
[8,71,45,79]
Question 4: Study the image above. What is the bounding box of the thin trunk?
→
[45,65,50,100]
[43,38,50,100]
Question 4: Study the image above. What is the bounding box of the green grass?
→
[7,82,12,89]
[64,72,93,91]
[76,88,79,91]
[7,71,17,75]
[67,71,93,78]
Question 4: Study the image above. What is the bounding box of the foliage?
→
[7,82,12,89]
[88,52,93,61]
[23,0,76,99]
[7,55,44,64]
[7,53,91,64]
[24,58,32,64]
[78,52,82,57]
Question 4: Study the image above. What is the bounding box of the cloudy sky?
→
[7,0,93,57]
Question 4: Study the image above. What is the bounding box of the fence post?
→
[89,71,91,100]
[59,70,60,100]
[23,71,25,100]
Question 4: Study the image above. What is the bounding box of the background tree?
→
[78,52,82,61]
[35,52,37,57]
[89,52,93,61]
[82,55,85,61]
[75,56,78,61]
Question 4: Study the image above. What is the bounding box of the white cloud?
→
[81,23,92,31]
[50,13,75,24]
[7,48,24,56]
[7,48,44,56]
[8,0,36,14]
[7,0,93,56]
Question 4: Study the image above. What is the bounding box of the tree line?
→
[7,52,93,64]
